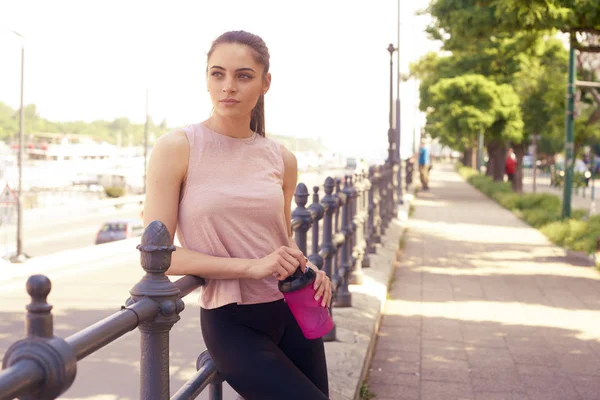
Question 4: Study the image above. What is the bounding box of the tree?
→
[427,74,523,178]
[425,0,600,52]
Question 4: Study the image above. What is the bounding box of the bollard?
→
[363,167,375,266]
[291,183,312,255]
[1,275,77,400]
[372,165,382,245]
[127,220,184,400]
[349,174,365,285]
[308,186,325,269]
[320,177,339,342]
[333,177,346,284]
[357,171,369,269]
[378,165,388,236]
[405,158,414,190]
[335,176,353,308]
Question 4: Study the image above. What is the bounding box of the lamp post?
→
[395,0,403,205]
[9,30,26,263]
[387,44,396,166]
[562,34,576,218]
[143,89,149,194]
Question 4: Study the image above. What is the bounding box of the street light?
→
[8,29,26,263]
[387,43,396,166]
[395,0,403,205]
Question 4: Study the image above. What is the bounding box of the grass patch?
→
[360,382,376,400]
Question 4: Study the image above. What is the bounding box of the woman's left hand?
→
[307,262,332,308]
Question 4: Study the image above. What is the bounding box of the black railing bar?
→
[170,361,219,400]
[66,297,158,361]
[0,359,44,400]
[173,275,206,298]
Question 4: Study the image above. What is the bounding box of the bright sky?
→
[0,0,440,160]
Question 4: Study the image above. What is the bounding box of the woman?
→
[143,30,332,400]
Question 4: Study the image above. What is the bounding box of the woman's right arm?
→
[143,129,302,280]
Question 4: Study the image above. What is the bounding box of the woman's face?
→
[207,43,270,121]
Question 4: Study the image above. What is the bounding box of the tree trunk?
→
[486,140,506,181]
[463,148,476,168]
[513,143,527,193]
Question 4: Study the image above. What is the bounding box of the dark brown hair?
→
[207,31,270,137]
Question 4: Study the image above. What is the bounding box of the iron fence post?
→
[292,183,312,255]
[308,186,325,269]
[335,176,353,307]
[127,220,184,400]
[350,174,364,285]
[320,177,338,342]
[1,275,77,399]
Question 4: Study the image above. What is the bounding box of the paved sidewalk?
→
[367,163,600,400]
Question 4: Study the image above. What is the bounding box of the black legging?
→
[201,299,329,400]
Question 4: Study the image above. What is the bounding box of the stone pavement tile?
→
[423,289,454,302]
[376,325,421,343]
[421,380,474,400]
[520,374,581,400]
[367,370,420,387]
[421,359,470,383]
[569,374,600,399]
[422,339,468,361]
[508,346,561,367]
[369,358,420,375]
[516,364,562,376]
[423,326,463,342]
[369,383,420,399]
[375,336,421,354]
[470,376,526,393]
[557,353,600,375]
[474,392,529,400]
[380,314,422,329]
[372,349,421,364]
[466,348,516,368]
[505,334,550,349]
[468,366,520,382]
[462,329,508,349]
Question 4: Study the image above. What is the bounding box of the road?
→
[0,169,344,259]
[0,201,142,258]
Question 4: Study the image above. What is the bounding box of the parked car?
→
[95,219,144,245]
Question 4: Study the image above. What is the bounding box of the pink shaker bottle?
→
[278,267,334,339]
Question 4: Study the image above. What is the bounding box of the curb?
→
[325,198,412,400]
[354,224,409,400]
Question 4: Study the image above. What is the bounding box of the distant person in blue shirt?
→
[418,140,431,190]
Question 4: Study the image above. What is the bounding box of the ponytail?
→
[251,94,266,137]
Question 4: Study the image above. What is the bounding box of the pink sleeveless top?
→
[176,123,289,309]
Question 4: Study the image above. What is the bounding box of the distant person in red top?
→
[505,148,517,183]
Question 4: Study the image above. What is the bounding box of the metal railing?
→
[0,161,399,399]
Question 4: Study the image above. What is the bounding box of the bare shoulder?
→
[154,129,189,154]
[148,129,189,179]
[279,144,297,171]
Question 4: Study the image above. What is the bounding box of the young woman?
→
[143,30,332,400]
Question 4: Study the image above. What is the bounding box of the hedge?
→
[457,164,597,255]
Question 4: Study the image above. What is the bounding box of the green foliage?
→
[425,0,600,52]
[104,187,126,198]
[418,0,600,159]
[427,74,523,148]
[0,102,326,152]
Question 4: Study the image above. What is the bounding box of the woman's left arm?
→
[281,145,332,308]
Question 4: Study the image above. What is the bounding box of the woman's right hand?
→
[251,246,306,280]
